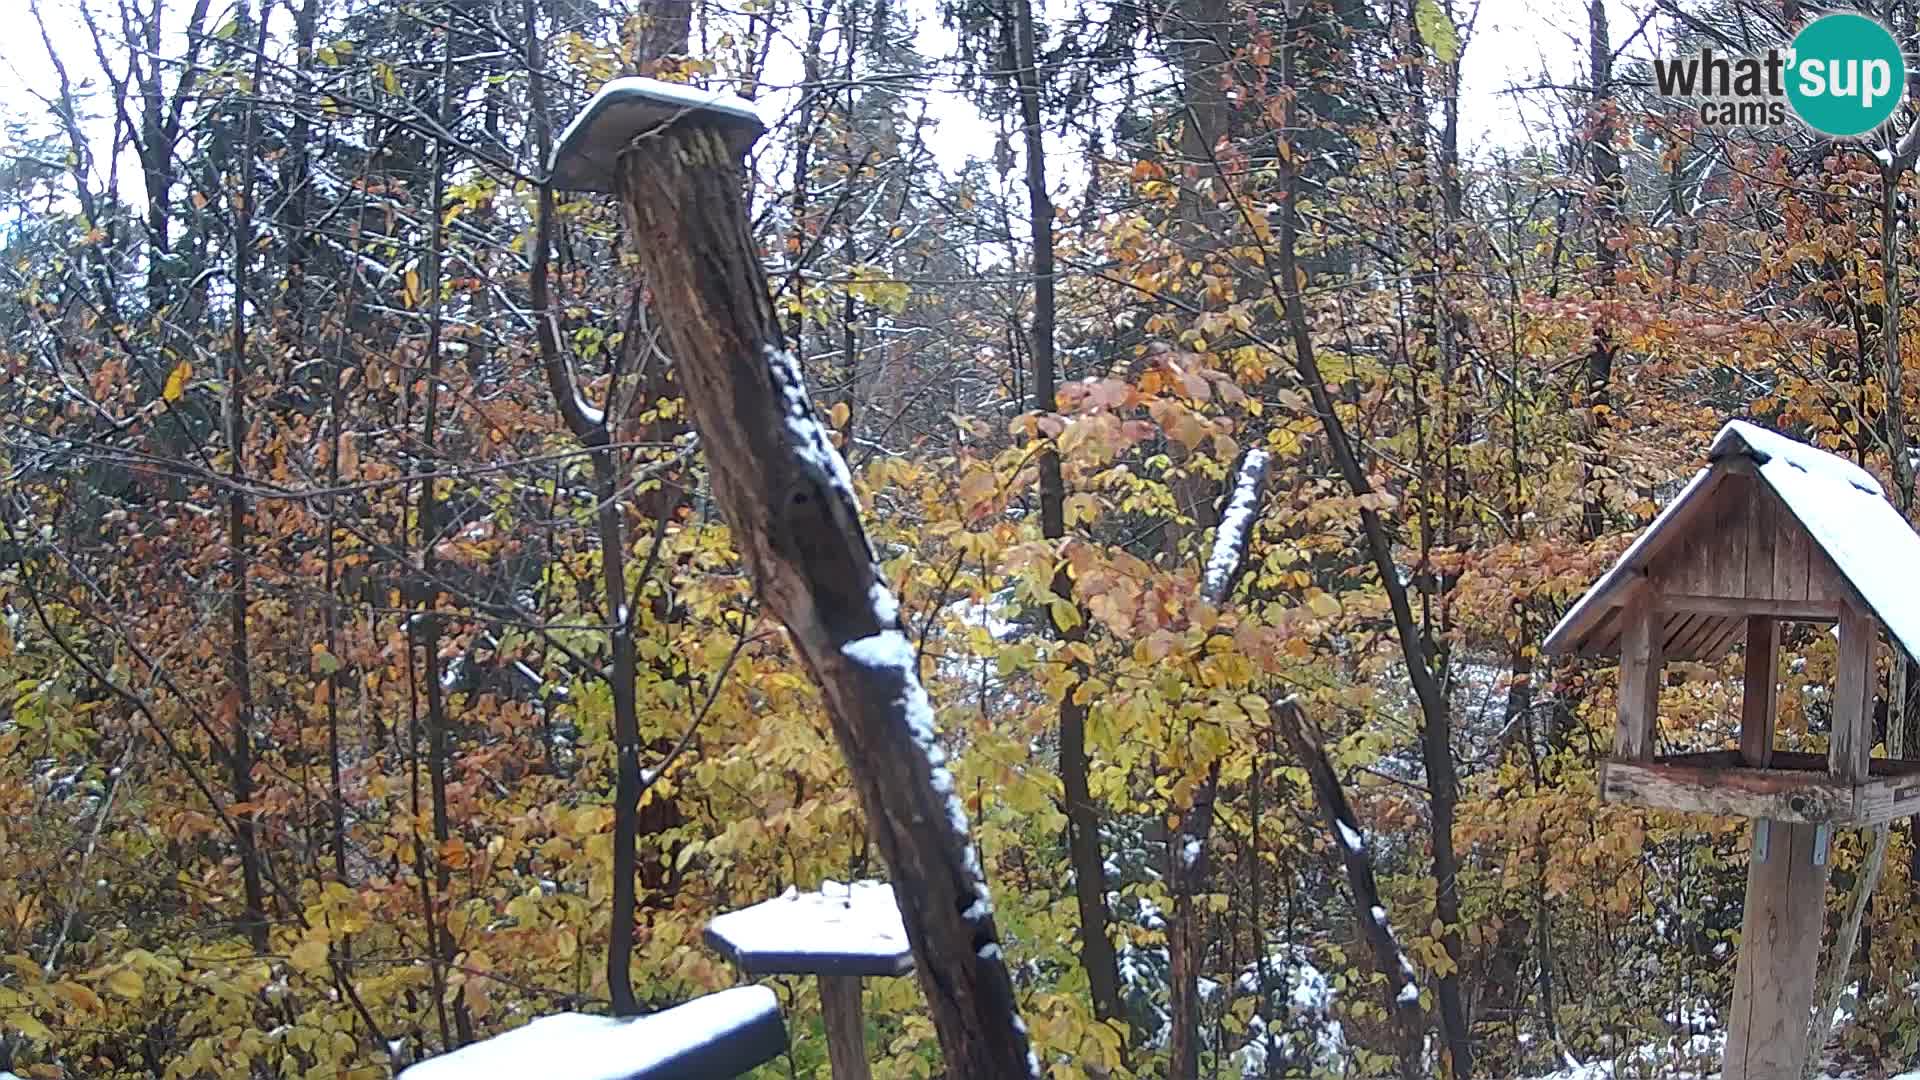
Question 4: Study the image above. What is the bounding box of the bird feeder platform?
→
[706,880,913,1080]
[397,986,787,1080]
[1598,749,1920,827]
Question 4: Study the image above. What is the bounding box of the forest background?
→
[4,0,1920,1075]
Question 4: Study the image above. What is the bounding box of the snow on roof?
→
[549,77,766,192]
[705,879,914,978]
[1720,421,1920,662]
[397,986,785,1080]
[1544,420,1920,662]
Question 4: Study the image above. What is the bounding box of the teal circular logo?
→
[1786,14,1906,136]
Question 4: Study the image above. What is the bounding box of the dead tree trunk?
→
[1167,448,1269,1077]
[1274,699,1425,1078]
[612,120,1035,1079]
[1008,0,1125,1031]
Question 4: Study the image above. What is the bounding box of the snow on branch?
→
[1202,448,1271,604]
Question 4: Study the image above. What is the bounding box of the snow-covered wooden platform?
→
[397,985,785,1080]
[705,879,912,978]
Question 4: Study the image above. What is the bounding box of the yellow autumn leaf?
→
[1306,592,1341,618]
[104,966,143,999]
[163,361,191,401]
[289,938,329,973]
[828,401,851,429]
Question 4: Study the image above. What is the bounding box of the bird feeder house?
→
[1544,419,1920,1078]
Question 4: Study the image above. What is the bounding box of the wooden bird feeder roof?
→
[1544,420,1920,664]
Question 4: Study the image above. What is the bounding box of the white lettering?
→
[1863,59,1892,108]
[1800,58,1826,97]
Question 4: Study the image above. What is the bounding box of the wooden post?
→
[1741,616,1778,768]
[819,976,872,1080]
[1832,601,1875,784]
[1615,593,1663,759]
[1723,818,1829,1079]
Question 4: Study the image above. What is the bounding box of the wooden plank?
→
[1807,545,1839,604]
[1746,483,1777,600]
[1773,504,1808,602]
[1729,750,1920,778]
[1654,594,1840,621]
[1742,617,1778,768]
[1698,618,1747,661]
[1713,482,1750,597]
[1662,612,1701,655]
[820,975,874,1080]
[1675,614,1729,659]
[1723,820,1829,1080]
[1599,758,1855,824]
[1850,775,1920,825]
[1831,601,1876,784]
[1616,596,1664,760]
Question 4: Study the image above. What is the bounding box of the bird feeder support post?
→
[819,976,873,1080]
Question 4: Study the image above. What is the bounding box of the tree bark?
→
[223,0,269,957]
[1167,449,1269,1077]
[1008,0,1126,1032]
[1581,0,1619,542]
[613,122,1035,1078]
[1272,5,1472,1070]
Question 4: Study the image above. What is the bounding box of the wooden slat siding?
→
[1831,601,1876,785]
[1723,820,1830,1080]
[1547,470,1730,655]
[1615,597,1664,760]
[1773,495,1808,602]
[1599,759,1854,823]
[1714,478,1750,596]
[1577,606,1623,658]
[1807,547,1865,616]
[1656,594,1840,620]
[1806,541,1838,604]
[1662,612,1700,656]
[1675,614,1728,660]
[1698,618,1746,661]
[1745,476,1777,600]
[1742,617,1778,768]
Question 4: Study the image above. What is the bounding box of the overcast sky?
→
[0,0,1650,210]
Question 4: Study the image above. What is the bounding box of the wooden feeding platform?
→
[706,880,913,1080]
[397,985,787,1080]
[1545,420,1920,1080]
[1599,750,1920,827]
